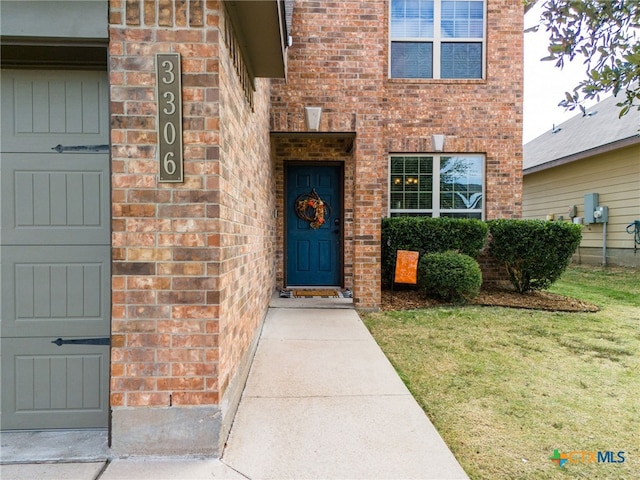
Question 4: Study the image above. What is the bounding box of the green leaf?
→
[619,105,631,118]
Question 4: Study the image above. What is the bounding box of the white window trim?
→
[388,154,485,219]
[388,0,487,80]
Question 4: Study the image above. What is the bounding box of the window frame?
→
[388,0,487,80]
[388,153,485,218]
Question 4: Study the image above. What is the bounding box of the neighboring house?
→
[0,0,523,456]
[523,94,640,267]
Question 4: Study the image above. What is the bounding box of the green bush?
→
[417,251,482,303]
[487,219,582,293]
[382,217,488,286]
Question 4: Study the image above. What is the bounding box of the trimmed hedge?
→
[487,219,582,293]
[417,251,482,303]
[382,217,488,286]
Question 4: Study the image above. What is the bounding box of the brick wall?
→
[217,9,275,399]
[108,0,274,454]
[271,0,523,308]
[478,252,511,287]
[270,1,387,309]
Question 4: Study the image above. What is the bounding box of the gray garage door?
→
[1,70,111,430]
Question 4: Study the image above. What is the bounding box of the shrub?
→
[417,251,482,303]
[487,219,582,293]
[382,217,488,286]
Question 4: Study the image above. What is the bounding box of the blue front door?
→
[286,165,342,286]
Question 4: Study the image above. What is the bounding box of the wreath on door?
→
[295,189,332,229]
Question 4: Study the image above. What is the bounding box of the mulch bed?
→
[381,287,599,312]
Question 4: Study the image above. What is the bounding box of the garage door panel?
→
[1,153,110,245]
[1,337,109,430]
[1,71,109,152]
[1,68,110,430]
[1,246,110,338]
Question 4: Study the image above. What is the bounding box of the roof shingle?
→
[523,93,640,173]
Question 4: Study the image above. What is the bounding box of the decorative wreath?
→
[295,188,332,229]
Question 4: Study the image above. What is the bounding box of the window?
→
[389,154,484,218]
[390,0,485,79]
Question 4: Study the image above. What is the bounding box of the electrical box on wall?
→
[594,206,609,223]
[584,193,599,224]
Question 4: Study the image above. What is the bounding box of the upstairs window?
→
[390,0,485,79]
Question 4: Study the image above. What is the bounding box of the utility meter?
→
[593,206,608,223]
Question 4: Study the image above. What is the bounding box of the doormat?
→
[280,289,352,298]
[293,289,341,298]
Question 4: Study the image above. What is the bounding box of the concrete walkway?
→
[1,303,468,480]
[221,306,468,479]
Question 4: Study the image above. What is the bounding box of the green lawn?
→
[362,266,640,479]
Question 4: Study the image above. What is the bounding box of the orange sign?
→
[394,250,419,284]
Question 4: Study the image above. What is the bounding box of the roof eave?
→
[523,135,640,175]
[225,0,288,79]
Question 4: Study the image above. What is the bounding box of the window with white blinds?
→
[390,0,485,79]
[390,154,484,218]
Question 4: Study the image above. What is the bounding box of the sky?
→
[523,2,603,143]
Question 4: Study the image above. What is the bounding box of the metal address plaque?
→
[156,53,184,183]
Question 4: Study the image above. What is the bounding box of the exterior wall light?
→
[432,134,445,152]
[305,106,322,131]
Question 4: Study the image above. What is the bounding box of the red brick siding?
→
[477,252,511,287]
[271,0,523,308]
[217,8,275,397]
[109,0,274,410]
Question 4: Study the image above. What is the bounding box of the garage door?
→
[1,70,111,430]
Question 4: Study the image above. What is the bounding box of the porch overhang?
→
[225,0,288,78]
[271,131,357,154]
[270,132,356,139]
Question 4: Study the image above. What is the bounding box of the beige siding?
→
[523,144,640,250]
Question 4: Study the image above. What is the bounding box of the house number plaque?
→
[156,53,183,183]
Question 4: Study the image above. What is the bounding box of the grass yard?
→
[362,266,640,479]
